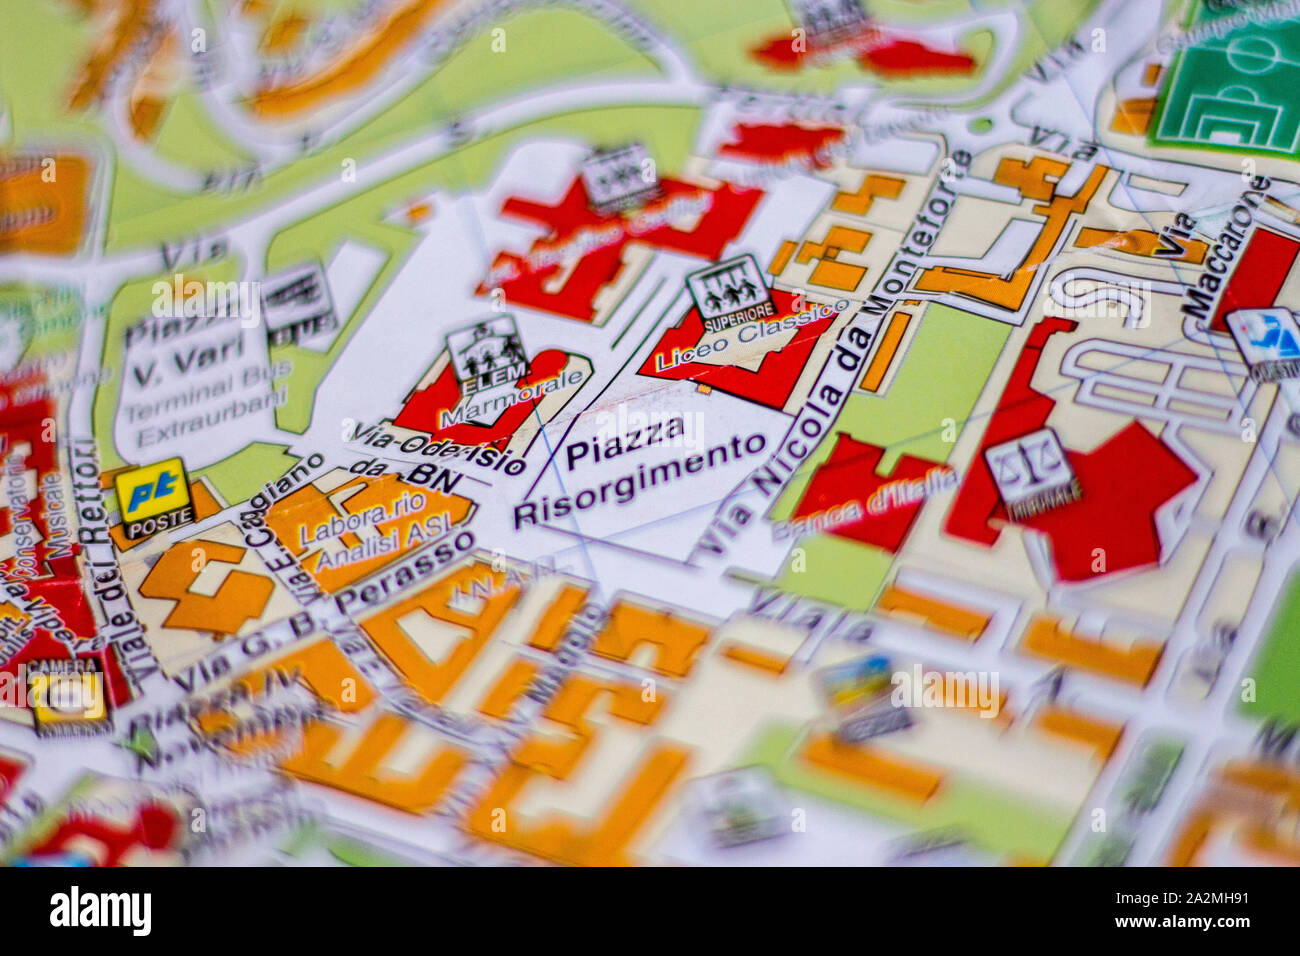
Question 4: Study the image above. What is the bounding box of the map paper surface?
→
[1,0,1299,868]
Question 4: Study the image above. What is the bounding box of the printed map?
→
[1,0,1299,867]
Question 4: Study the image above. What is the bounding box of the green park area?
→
[764,304,1009,610]
[1241,567,1300,726]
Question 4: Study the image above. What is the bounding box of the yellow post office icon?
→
[115,458,194,539]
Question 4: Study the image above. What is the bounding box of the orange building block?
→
[1110,98,1157,135]
[359,561,521,706]
[591,601,710,677]
[1021,615,1162,687]
[810,259,866,291]
[875,584,988,640]
[1075,226,1206,262]
[261,12,309,53]
[821,225,871,253]
[467,745,688,865]
[466,676,684,865]
[770,239,798,275]
[801,733,944,802]
[265,472,474,592]
[1266,197,1300,224]
[1240,823,1300,864]
[280,712,466,814]
[250,0,449,118]
[1166,761,1300,864]
[405,200,434,224]
[1221,761,1300,802]
[858,311,912,393]
[1167,808,1215,866]
[992,156,1070,201]
[793,225,871,292]
[1035,706,1124,761]
[477,658,541,721]
[128,98,168,140]
[68,0,155,111]
[832,173,905,217]
[138,539,274,635]
[721,642,790,675]
[527,584,589,651]
[126,27,179,141]
[0,154,91,255]
[247,638,378,713]
[914,165,1109,311]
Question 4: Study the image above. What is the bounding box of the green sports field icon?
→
[1153,14,1300,155]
